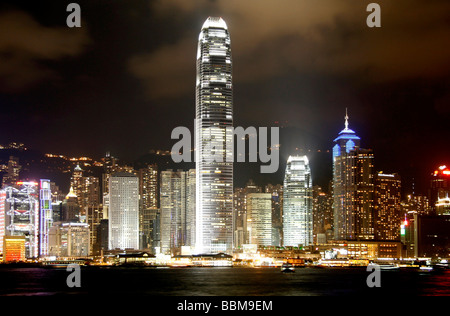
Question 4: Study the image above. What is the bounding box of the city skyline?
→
[0,1,449,300]
[0,1,448,198]
[0,3,446,252]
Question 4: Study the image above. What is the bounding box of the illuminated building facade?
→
[159,169,196,254]
[39,179,53,256]
[400,195,432,257]
[160,170,186,254]
[49,222,90,257]
[332,112,375,241]
[195,17,233,254]
[312,185,333,244]
[138,164,159,209]
[108,172,139,250]
[283,155,313,247]
[185,169,196,248]
[138,164,161,252]
[1,156,21,187]
[101,152,120,220]
[86,204,103,255]
[4,182,39,258]
[234,180,261,248]
[70,165,101,226]
[265,183,283,247]
[3,236,26,262]
[233,187,246,249]
[436,196,450,215]
[345,241,402,260]
[0,190,6,253]
[246,193,272,247]
[61,186,80,222]
[374,172,401,241]
[139,207,160,252]
[430,165,450,214]
[70,164,84,208]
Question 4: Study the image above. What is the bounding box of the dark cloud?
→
[129,0,450,100]
[0,10,90,92]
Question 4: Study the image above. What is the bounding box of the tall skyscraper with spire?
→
[332,110,375,241]
[283,155,313,247]
[195,17,233,254]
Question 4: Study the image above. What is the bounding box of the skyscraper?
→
[39,179,53,256]
[246,193,272,247]
[61,186,80,222]
[160,170,186,254]
[374,172,402,241]
[69,165,102,252]
[312,185,333,244]
[265,184,283,247]
[185,169,196,248]
[138,164,160,252]
[195,17,233,254]
[160,169,196,255]
[332,111,375,241]
[138,164,159,210]
[430,165,450,214]
[108,172,139,250]
[1,156,21,188]
[4,181,39,258]
[283,155,313,247]
[233,180,261,248]
[49,222,90,257]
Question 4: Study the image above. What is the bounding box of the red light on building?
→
[433,166,450,176]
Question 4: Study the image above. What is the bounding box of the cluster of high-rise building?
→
[0,16,448,263]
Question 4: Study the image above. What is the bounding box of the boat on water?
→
[281,263,295,273]
[41,259,89,268]
[379,264,400,270]
[367,263,400,270]
[419,266,434,272]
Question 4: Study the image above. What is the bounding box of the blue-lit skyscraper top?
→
[333,109,361,157]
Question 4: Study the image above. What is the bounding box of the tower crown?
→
[334,109,360,142]
[202,17,228,30]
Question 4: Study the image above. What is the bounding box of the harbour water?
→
[1,266,449,296]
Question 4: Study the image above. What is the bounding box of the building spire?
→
[66,186,77,199]
[344,108,349,130]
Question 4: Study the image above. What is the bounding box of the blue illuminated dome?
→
[333,110,360,143]
[333,109,361,157]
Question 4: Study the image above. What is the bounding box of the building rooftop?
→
[202,16,228,30]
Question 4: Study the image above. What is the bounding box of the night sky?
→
[0,0,449,194]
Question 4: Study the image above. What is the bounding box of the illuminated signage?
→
[433,165,450,176]
[16,181,38,186]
